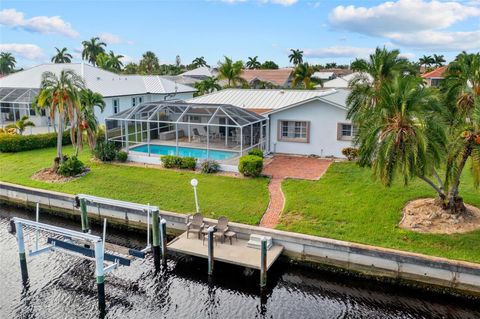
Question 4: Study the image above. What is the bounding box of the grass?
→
[0,146,269,225]
[278,162,480,263]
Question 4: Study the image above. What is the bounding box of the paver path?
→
[260,156,332,228]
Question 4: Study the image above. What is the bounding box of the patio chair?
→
[187,213,204,239]
[192,128,207,143]
[215,216,229,243]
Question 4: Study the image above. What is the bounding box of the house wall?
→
[268,100,353,158]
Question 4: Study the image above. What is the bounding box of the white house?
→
[0,63,195,131]
[188,89,354,158]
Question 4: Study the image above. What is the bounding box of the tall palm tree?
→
[292,63,314,89]
[81,37,106,66]
[419,55,434,69]
[139,51,160,74]
[246,56,261,69]
[0,52,16,75]
[192,56,208,68]
[288,49,304,66]
[123,62,139,74]
[51,47,73,63]
[433,54,446,67]
[80,89,105,149]
[35,70,85,166]
[107,51,124,72]
[194,77,221,96]
[217,57,245,87]
[6,115,35,135]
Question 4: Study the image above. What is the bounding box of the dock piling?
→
[260,237,267,288]
[160,218,167,265]
[79,198,90,233]
[35,203,40,251]
[207,226,214,276]
[15,221,29,282]
[94,240,106,313]
[151,210,160,270]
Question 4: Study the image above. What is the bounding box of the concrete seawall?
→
[1,181,479,297]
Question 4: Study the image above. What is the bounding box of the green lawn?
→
[278,162,480,263]
[0,146,269,224]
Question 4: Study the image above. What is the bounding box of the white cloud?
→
[303,46,375,59]
[0,8,79,38]
[0,43,44,60]
[329,0,480,35]
[99,32,122,44]
[389,30,480,51]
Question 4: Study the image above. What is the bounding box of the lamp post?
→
[191,179,199,214]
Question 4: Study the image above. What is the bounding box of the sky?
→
[0,0,479,69]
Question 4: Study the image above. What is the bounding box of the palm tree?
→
[194,77,221,96]
[288,49,304,66]
[261,60,279,69]
[51,47,72,63]
[419,55,434,69]
[81,37,106,66]
[0,52,16,75]
[107,51,124,72]
[433,54,446,67]
[192,56,208,68]
[139,51,160,74]
[80,89,105,149]
[6,115,35,135]
[292,63,314,89]
[35,70,85,166]
[246,56,261,69]
[123,62,139,74]
[217,57,245,87]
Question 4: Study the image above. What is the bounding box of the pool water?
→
[131,144,238,160]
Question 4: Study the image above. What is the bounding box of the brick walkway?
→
[260,156,332,228]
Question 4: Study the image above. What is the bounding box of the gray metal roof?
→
[0,63,196,98]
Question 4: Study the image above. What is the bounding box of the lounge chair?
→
[192,128,207,143]
[187,213,204,239]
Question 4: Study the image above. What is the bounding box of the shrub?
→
[180,157,197,170]
[0,131,70,153]
[342,147,359,161]
[248,148,264,158]
[238,155,263,177]
[93,141,118,162]
[161,155,183,168]
[201,160,220,174]
[116,151,128,162]
[58,155,85,177]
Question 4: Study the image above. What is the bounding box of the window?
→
[431,79,443,87]
[278,120,309,143]
[29,108,36,116]
[337,123,357,140]
[132,97,136,107]
[113,99,120,114]
[138,96,143,103]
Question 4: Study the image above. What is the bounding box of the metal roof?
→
[321,72,373,88]
[0,63,196,98]
[180,66,216,78]
[187,88,342,110]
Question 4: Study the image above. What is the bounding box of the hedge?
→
[238,155,263,177]
[0,131,71,153]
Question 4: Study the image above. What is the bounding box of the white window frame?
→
[113,98,120,114]
[337,122,357,141]
[277,120,310,143]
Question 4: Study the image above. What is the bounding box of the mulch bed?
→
[31,167,90,183]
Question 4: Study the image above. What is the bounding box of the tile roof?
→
[421,66,447,79]
[240,68,293,86]
[0,63,196,97]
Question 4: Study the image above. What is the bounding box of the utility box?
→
[247,234,272,250]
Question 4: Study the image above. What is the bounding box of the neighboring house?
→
[240,69,294,88]
[161,66,219,87]
[421,66,447,87]
[0,63,196,128]
[188,88,353,158]
[321,72,373,89]
[312,71,336,81]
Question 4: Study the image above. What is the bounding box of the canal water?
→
[1,205,479,319]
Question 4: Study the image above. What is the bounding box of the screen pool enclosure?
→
[105,101,268,161]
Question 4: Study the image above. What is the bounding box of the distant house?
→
[320,72,372,89]
[240,69,294,88]
[188,88,353,158]
[0,63,195,129]
[421,66,447,87]
[312,71,336,81]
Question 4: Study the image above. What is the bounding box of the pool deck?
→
[168,232,283,270]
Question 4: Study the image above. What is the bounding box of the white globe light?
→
[190,179,198,187]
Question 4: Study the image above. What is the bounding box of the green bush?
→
[161,155,183,168]
[58,155,85,177]
[248,148,264,158]
[342,147,359,161]
[0,131,70,153]
[201,160,220,174]
[116,150,128,162]
[238,155,263,177]
[93,141,118,162]
[180,157,197,170]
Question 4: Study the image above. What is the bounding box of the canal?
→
[0,205,479,319]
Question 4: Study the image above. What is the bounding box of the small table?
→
[224,231,237,245]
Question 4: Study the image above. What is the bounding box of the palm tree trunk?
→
[55,112,64,168]
[446,145,472,215]
[418,175,446,201]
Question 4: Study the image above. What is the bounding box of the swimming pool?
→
[130,144,238,160]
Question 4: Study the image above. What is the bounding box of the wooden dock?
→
[168,232,283,270]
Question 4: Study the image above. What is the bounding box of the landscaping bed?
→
[278,162,480,263]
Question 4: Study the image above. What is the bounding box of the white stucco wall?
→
[268,100,353,158]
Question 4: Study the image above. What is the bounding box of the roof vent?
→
[97,77,101,80]
[280,90,285,94]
